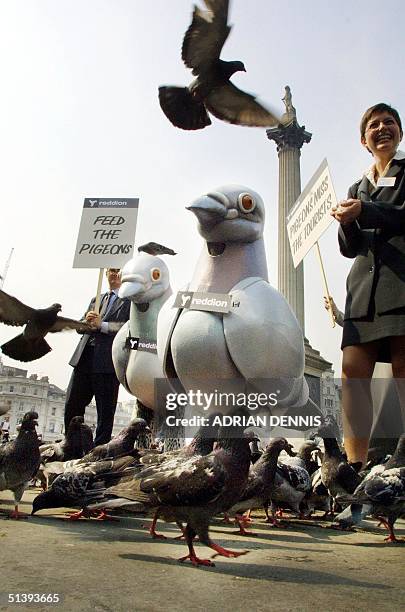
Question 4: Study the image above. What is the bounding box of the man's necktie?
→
[100,291,114,318]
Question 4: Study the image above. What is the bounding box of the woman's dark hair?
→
[360,103,402,138]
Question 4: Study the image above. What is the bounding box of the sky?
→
[0,0,403,398]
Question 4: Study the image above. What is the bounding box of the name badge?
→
[125,336,157,353]
[377,176,396,187]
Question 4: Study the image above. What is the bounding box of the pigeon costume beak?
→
[187,192,231,227]
[119,275,149,299]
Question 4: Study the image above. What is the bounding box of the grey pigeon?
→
[31,455,139,517]
[0,289,92,361]
[227,437,296,533]
[90,422,252,566]
[318,418,362,513]
[76,418,149,463]
[37,416,94,489]
[282,440,320,476]
[159,0,279,130]
[139,413,222,538]
[137,242,177,256]
[334,434,405,542]
[0,411,40,518]
[270,460,312,519]
[40,416,94,463]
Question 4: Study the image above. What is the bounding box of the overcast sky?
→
[0,0,403,397]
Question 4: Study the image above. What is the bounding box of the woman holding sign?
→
[331,102,405,467]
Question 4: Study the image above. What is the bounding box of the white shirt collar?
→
[364,149,405,187]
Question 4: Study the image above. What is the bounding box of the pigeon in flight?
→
[137,242,177,256]
[158,0,279,130]
[0,289,92,362]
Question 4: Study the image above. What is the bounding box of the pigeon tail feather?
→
[158,86,211,130]
[1,334,51,361]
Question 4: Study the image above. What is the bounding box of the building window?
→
[22,386,26,393]
[33,389,38,395]
[9,385,14,392]
[19,402,24,412]
[48,422,55,433]
[51,407,56,416]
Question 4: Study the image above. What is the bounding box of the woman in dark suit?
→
[331,102,405,466]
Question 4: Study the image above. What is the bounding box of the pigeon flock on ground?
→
[1,412,404,567]
[1,0,404,572]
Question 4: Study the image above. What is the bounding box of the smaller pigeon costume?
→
[113,252,172,410]
[158,185,310,421]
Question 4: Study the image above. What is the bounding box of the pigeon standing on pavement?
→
[159,0,279,130]
[334,434,405,542]
[0,289,92,361]
[31,455,140,517]
[77,418,150,463]
[0,411,40,518]
[90,421,252,566]
[227,437,296,533]
[318,418,362,513]
[39,416,94,463]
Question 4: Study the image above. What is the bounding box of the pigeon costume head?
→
[118,253,171,304]
[187,185,265,246]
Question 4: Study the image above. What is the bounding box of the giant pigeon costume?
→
[157,184,312,423]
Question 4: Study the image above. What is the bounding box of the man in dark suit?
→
[64,268,130,445]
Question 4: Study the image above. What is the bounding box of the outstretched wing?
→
[0,289,34,326]
[49,317,92,333]
[182,0,230,73]
[206,82,279,127]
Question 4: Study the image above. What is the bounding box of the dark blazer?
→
[339,155,405,320]
[69,293,130,374]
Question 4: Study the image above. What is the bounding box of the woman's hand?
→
[331,198,362,224]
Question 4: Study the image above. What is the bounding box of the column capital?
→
[266,120,312,153]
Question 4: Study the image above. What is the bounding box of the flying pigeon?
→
[90,421,252,566]
[137,242,177,256]
[0,411,40,518]
[158,0,279,130]
[0,289,92,362]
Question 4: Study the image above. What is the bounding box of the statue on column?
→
[281,85,297,123]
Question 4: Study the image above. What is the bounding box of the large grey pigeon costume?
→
[157,185,313,427]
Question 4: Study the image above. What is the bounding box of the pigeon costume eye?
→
[238,193,256,214]
[151,268,161,282]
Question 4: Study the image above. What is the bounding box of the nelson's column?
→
[267,86,334,415]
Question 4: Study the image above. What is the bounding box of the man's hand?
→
[85,311,102,330]
[330,198,362,225]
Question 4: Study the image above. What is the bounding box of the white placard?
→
[73,198,139,269]
[287,159,337,268]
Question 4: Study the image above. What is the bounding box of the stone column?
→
[266,86,312,333]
